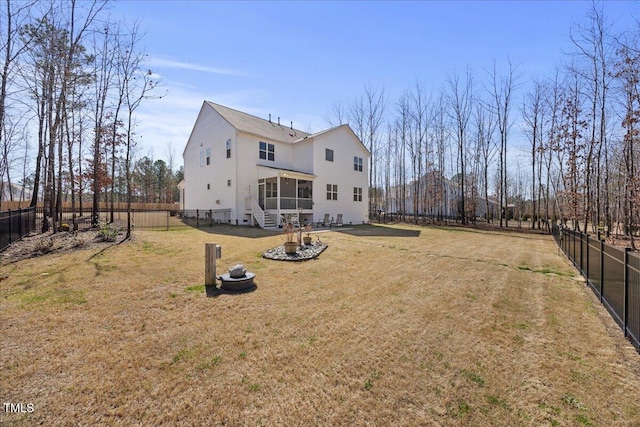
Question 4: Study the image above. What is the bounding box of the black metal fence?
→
[1,207,235,252]
[552,224,640,352]
[0,207,37,252]
[2,206,240,255]
[179,209,232,227]
[44,207,190,231]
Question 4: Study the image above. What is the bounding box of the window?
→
[226,139,231,159]
[325,148,334,162]
[227,179,231,187]
[259,141,275,161]
[326,184,338,201]
[207,183,210,190]
[206,148,211,165]
[354,156,363,172]
[353,187,362,202]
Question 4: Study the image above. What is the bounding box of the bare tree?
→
[447,68,474,224]
[117,22,161,239]
[348,83,386,218]
[522,79,545,229]
[393,91,411,220]
[475,100,497,224]
[558,67,589,231]
[0,0,35,210]
[488,60,518,228]
[324,99,348,127]
[614,35,640,248]
[570,2,614,232]
[433,93,450,221]
[408,81,432,220]
[20,0,106,232]
[90,22,117,227]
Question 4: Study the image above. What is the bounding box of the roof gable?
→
[206,101,309,143]
[295,124,371,157]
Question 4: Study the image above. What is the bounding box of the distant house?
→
[383,173,512,221]
[384,172,459,218]
[182,101,370,228]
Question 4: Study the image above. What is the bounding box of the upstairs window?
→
[206,148,211,165]
[325,148,334,162]
[259,141,275,161]
[354,156,363,172]
[226,139,231,158]
[326,184,338,201]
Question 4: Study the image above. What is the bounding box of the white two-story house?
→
[182,101,370,228]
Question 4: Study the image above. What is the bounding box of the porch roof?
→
[257,165,316,180]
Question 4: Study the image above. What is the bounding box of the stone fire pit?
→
[218,263,256,291]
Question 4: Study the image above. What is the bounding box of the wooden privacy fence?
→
[552,224,640,353]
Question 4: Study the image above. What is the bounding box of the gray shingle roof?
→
[206,101,309,143]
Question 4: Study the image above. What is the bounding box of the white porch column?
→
[277,174,281,225]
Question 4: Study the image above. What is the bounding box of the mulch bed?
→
[1,229,127,265]
[262,242,328,261]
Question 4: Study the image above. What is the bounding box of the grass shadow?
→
[205,283,258,298]
[433,224,552,242]
[184,224,280,239]
[333,224,421,237]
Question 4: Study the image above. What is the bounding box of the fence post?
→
[573,230,577,268]
[205,242,217,286]
[599,238,604,303]
[585,232,589,287]
[624,247,630,339]
[166,210,169,231]
[196,209,200,228]
[18,209,23,241]
[8,209,12,245]
[580,232,584,274]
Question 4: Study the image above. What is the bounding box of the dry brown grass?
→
[1,224,639,426]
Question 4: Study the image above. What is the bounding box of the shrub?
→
[281,223,296,243]
[71,236,87,249]
[97,222,119,242]
[34,237,55,254]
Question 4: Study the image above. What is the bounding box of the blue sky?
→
[108,1,639,167]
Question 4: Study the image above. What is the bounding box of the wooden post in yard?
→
[205,243,217,286]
